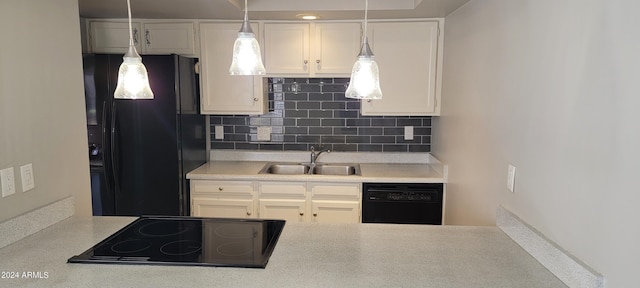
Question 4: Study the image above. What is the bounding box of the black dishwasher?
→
[362,183,443,225]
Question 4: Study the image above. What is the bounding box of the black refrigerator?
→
[84,54,207,216]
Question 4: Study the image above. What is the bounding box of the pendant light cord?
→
[127,0,133,46]
[244,0,248,22]
[362,0,368,45]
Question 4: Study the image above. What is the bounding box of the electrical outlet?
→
[507,164,516,193]
[1,167,16,197]
[257,126,271,141]
[20,163,35,192]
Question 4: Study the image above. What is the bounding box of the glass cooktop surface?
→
[68,216,286,268]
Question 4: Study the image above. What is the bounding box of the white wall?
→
[433,0,640,286]
[0,0,91,222]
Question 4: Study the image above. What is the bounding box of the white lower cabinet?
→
[309,182,361,223]
[259,199,307,222]
[192,198,254,218]
[258,181,361,224]
[191,179,361,223]
[311,200,360,223]
[190,180,256,218]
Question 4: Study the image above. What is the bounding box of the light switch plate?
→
[507,164,516,193]
[404,126,414,140]
[214,125,224,140]
[1,167,16,197]
[20,163,35,192]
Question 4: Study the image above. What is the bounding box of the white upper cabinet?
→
[142,22,196,55]
[263,22,361,76]
[88,20,196,56]
[199,22,267,115]
[89,21,143,53]
[361,21,442,116]
[313,23,362,75]
[264,23,310,74]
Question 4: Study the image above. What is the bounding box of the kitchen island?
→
[0,216,566,288]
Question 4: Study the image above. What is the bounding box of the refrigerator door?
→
[175,56,207,216]
[112,55,181,216]
[85,54,206,217]
[84,54,118,215]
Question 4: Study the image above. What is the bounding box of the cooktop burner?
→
[68,216,286,268]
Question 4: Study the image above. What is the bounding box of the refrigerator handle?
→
[110,101,120,197]
[101,101,112,195]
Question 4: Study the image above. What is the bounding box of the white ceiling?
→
[78,0,471,20]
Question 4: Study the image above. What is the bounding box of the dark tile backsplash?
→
[209,78,432,152]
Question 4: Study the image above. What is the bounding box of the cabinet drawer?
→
[258,181,306,198]
[192,180,254,197]
[309,182,360,199]
[192,198,254,218]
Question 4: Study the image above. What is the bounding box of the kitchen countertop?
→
[0,216,566,288]
[187,161,445,183]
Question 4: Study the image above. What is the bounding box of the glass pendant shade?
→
[229,29,266,75]
[345,42,382,100]
[114,46,154,99]
[229,0,266,75]
[346,0,382,100]
[114,0,153,99]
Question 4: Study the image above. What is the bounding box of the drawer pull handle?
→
[299,212,304,216]
[246,212,251,216]
[313,213,318,217]
[218,187,223,191]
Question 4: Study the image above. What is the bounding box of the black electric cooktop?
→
[68,216,286,268]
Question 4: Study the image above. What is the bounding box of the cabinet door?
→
[264,23,310,74]
[192,198,255,218]
[89,21,142,53]
[313,23,361,75]
[199,23,267,114]
[142,22,196,55]
[259,199,307,222]
[311,200,360,223]
[361,21,440,116]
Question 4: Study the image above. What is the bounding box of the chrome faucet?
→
[310,146,330,164]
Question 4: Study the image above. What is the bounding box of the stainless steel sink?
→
[312,164,361,176]
[259,163,311,175]
[259,162,360,176]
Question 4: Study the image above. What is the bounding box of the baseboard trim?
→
[497,206,604,288]
[0,197,74,249]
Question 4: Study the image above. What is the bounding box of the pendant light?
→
[345,0,382,100]
[229,0,266,75]
[113,0,154,99]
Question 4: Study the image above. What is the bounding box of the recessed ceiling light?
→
[296,14,319,20]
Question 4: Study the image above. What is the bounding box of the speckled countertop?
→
[186,150,446,183]
[0,216,566,288]
[187,161,444,183]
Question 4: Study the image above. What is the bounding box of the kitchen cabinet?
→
[361,20,442,116]
[263,22,361,76]
[259,199,307,222]
[191,180,256,218]
[87,20,196,56]
[192,179,360,223]
[257,181,361,224]
[142,22,196,55]
[88,21,143,53]
[309,182,360,223]
[199,22,268,115]
[258,181,307,222]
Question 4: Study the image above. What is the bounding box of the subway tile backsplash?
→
[209,78,432,152]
